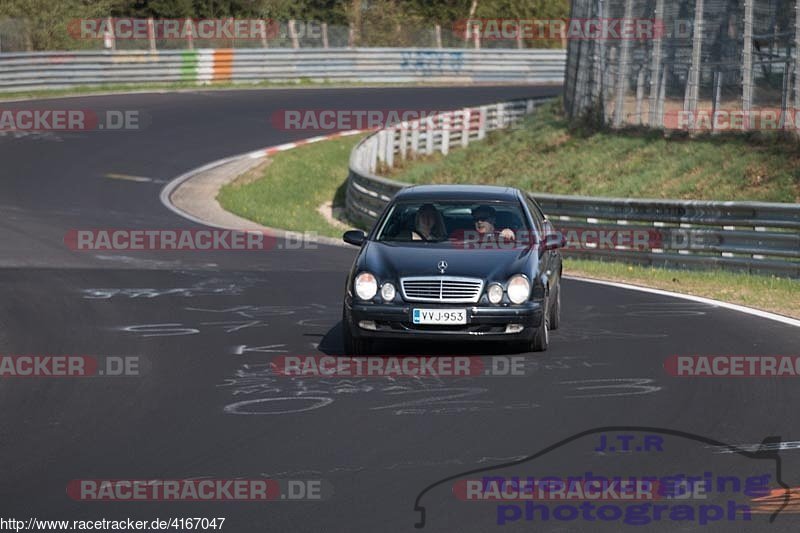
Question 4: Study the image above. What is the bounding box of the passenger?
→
[412,203,446,241]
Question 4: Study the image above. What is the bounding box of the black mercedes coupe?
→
[341,185,565,354]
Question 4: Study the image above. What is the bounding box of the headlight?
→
[507,275,530,304]
[380,282,396,302]
[487,283,504,304]
[354,272,378,300]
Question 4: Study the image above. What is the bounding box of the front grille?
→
[400,277,484,303]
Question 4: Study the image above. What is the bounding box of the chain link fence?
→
[564,0,799,133]
[0,18,566,52]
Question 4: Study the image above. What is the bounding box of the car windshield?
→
[374,201,535,246]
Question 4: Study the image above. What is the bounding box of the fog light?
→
[505,324,524,334]
[487,283,504,304]
[358,320,377,331]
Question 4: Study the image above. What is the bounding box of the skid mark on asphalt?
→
[559,378,662,398]
[216,355,646,415]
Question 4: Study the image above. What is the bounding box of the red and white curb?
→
[159,129,366,245]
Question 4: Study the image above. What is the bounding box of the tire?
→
[528,298,550,352]
[342,308,372,355]
[548,283,561,331]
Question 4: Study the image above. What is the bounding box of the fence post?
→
[104,17,116,51]
[385,129,395,168]
[648,0,664,126]
[399,125,408,160]
[147,17,156,51]
[795,0,800,137]
[322,23,329,48]
[260,20,268,48]
[425,117,434,154]
[742,0,754,129]
[658,64,667,126]
[411,125,420,156]
[435,24,442,48]
[780,62,792,129]
[377,130,386,164]
[369,138,378,173]
[478,106,487,139]
[613,0,634,127]
[461,108,471,147]
[635,68,645,125]
[186,18,194,50]
[289,20,300,49]
[683,0,704,129]
[441,113,451,155]
[711,71,721,133]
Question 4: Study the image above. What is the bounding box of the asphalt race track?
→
[0,85,798,532]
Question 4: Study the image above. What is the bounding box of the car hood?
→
[359,241,538,282]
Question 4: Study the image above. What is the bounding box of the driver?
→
[471,205,515,241]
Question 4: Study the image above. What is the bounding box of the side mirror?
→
[343,230,367,247]
[542,231,566,252]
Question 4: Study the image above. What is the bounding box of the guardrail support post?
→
[441,114,450,155]
[369,138,378,173]
[425,117,434,155]
[461,109,471,147]
[399,125,408,159]
[411,125,420,156]
[377,130,387,165]
[496,103,505,128]
[385,129,395,168]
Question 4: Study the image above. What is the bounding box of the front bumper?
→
[344,298,543,341]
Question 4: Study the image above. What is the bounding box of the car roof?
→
[394,184,522,203]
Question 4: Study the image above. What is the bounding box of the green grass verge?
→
[565,259,800,318]
[217,134,365,239]
[386,101,800,203]
[217,104,798,319]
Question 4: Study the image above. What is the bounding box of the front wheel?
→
[342,308,372,355]
[528,299,550,352]
[549,283,561,331]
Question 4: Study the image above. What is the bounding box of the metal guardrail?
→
[345,98,800,278]
[0,48,566,92]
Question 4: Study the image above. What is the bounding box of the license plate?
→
[412,308,467,325]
